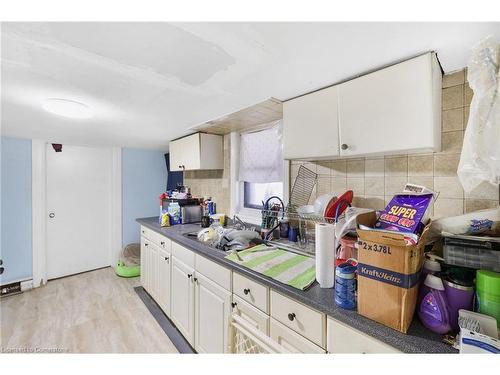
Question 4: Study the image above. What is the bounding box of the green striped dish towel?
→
[225,245,316,290]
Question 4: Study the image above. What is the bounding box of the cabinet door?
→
[149,244,160,299]
[158,248,172,316]
[140,237,148,290]
[283,85,340,160]
[327,317,400,353]
[270,318,325,354]
[171,257,195,345]
[338,53,440,157]
[194,272,232,353]
[199,133,223,170]
[169,134,201,171]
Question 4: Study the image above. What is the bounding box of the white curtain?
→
[238,121,283,183]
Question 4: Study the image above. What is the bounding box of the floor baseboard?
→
[134,286,195,354]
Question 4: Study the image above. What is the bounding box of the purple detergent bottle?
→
[418,274,452,334]
[417,254,443,307]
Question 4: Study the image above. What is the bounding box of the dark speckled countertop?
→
[137,217,457,353]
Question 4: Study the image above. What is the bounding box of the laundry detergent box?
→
[375,194,433,234]
[356,211,430,333]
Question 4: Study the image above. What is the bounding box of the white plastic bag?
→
[458,37,500,193]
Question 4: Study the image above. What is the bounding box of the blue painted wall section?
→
[1,137,32,284]
[122,148,167,247]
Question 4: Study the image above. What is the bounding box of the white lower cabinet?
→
[157,248,172,316]
[270,290,326,348]
[194,272,232,353]
[149,244,160,300]
[171,256,195,345]
[141,231,399,355]
[327,316,400,353]
[270,318,326,354]
[141,237,159,299]
[140,236,149,291]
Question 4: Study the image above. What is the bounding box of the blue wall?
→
[122,148,167,246]
[1,137,32,284]
[0,141,166,285]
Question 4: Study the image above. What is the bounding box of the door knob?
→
[231,302,237,308]
[341,144,349,150]
[243,288,250,295]
[49,212,55,218]
[187,273,192,279]
[288,313,296,321]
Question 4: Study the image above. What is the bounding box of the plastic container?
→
[476,270,500,325]
[337,236,357,265]
[418,274,452,334]
[443,277,474,332]
[168,202,181,225]
[334,262,357,310]
[417,254,443,307]
[443,234,500,272]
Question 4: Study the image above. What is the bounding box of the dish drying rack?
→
[260,165,351,256]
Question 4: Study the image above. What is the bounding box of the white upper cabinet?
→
[283,85,340,159]
[338,53,441,157]
[282,53,441,159]
[169,133,223,171]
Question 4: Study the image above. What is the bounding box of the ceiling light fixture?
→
[42,98,93,119]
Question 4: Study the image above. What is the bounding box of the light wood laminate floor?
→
[0,267,178,353]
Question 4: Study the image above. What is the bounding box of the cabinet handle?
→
[161,241,165,246]
[341,143,349,150]
[243,288,250,295]
[187,273,192,279]
[231,302,237,308]
[193,277,198,283]
[288,313,296,321]
[164,256,169,261]
[144,243,148,247]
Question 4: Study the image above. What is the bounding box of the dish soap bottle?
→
[418,274,451,334]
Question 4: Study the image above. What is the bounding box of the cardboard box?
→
[356,211,430,333]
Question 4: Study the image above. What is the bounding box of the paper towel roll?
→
[315,222,335,288]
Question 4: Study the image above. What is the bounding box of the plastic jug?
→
[417,254,443,307]
[418,274,452,334]
[476,270,500,326]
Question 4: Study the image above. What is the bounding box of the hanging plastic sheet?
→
[458,37,500,194]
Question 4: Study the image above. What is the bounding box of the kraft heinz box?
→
[356,211,430,333]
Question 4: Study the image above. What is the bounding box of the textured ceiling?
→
[1,22,499,150]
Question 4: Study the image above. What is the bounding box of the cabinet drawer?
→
[327,317,400,353]
[140,226,156,241]
[140,226,163,246]
[157,235,171,252]
[270,290,326,348]
[233,272,269,313]
[232,295,269,335]
[171,241,195,268]
[270,318,325,354]
[195,254,231,291]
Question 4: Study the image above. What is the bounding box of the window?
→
[243,181,283,210]
[231,121,286,222]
